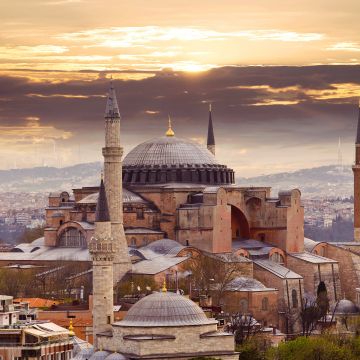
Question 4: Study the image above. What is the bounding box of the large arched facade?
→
[230,205,250,240]
[56,222,90,248]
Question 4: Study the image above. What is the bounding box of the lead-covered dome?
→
[124,136,217,167]
[115,291,217,327]
[123,136,234,185]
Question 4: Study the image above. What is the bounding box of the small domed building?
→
[332,298,360,333]
[96,287,238,359]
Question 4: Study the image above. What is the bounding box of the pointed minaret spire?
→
[95,178,110,222]
[102,80,131,281]
[105,78,120,119]
[356,99,360,144]
[207,103,215,156]
[90,175,115,347]
[353,99,360,241]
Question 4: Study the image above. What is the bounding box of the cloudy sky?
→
[0,0,360,176]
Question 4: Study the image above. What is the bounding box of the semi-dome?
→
[123,136,234,185]
[78,189,147,205]
[115,291,217,327]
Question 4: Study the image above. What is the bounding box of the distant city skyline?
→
[0,1,360,176]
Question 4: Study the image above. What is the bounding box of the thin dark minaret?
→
[352,100,360,241]
[207,103,215,156]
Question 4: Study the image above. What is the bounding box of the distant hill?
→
[237,165,353,199]
[0,163,353,198]
[0,162,102,192]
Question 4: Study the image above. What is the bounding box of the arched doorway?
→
[231,205,250,240]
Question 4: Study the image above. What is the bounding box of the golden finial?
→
[161,278,167,292]
[68,319,75,336]
[209,103,212,112]
[165,115,175,137]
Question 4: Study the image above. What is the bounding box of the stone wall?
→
[106,323,236,358]
[221,289,278,327]
[287,255,341,302]
[325,244,360,301]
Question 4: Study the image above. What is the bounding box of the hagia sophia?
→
[1,82,360,358]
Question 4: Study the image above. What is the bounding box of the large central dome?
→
[122,136,234,185]
[123,136,218,167]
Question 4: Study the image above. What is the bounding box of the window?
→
[270,252,284,264]
[292,289,298,308]
[240,299,248,313]
[136,208,144,219]
[262,297,269,311]
[130,238,137,247]
[58,228,87,248]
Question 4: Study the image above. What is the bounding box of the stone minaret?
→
[207,103,215,156]
[353,102,360,241]
[103,81,131,281]
[89,179,116,346]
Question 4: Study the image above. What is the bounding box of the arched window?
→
[292,289,298,308]
[262,297,269,311]
[130,237,137,247]
[270,252,284,264]
[58,228,87,248]
[240,299,248,313]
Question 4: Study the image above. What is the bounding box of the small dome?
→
[116,291,217,327]
[105,353,127,360]
[335,299,359,315]
[124,136,218,167]
[73,348,94,360]
[89,351,111,360]
[226,277,267,291]
[144,238,185,255]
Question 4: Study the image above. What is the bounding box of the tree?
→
[0,268,38,298]
[266,335,357,360]
[225,313,262,345]
[300,281,331,336]
[116,275,158,300]
[33,260,92,300]
[17,226,45,244]
[184,253,241,305]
